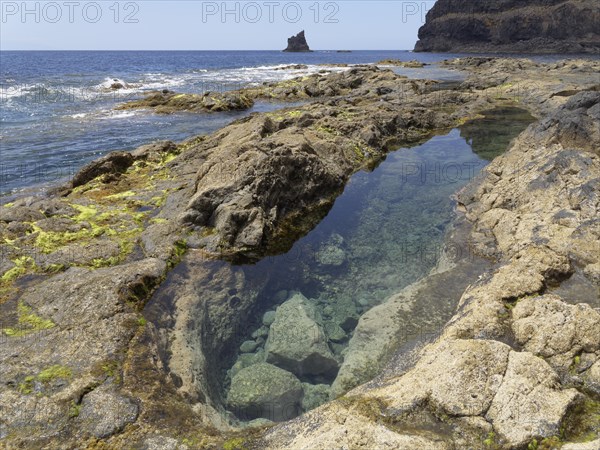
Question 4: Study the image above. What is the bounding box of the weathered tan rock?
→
[562,438,600,450]
[369,339,510,416]
[512,295,600,372]
[486,351,581,447]
[582,360,600,396]
[261,407,451,450]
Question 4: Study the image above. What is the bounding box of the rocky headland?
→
[414,0,600,54]
[0,57,599,449]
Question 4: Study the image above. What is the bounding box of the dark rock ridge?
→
[283,30,312,52]
[414,0,600,54]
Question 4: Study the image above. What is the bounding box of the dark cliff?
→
[414,0,600,54]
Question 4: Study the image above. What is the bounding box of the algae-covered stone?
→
[315,245,346,267]
[230,350,265,378]
[265,293,339,381]
[301,383,331,411]
[240,340,258,353]
[323,321,347,343]
[262,310,276,326]
[252,326,269,339]
[227,363,303,422]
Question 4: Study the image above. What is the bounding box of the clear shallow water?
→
[144,107,535,423]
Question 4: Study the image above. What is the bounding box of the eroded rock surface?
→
[415,0,600,54]
[1,58,599,448]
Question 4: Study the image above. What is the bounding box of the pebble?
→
[240,340,258,353]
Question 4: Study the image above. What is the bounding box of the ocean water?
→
[0,50,467,198]
[1,50,595,198]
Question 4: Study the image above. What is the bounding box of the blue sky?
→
[1,1,437,50]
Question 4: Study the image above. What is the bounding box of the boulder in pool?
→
[227,363,303,422]
[265,293,339,382]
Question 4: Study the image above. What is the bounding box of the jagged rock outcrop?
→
[414,0,600,54]
[283,30,311,52]
[2,58,600,448]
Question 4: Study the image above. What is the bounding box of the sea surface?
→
[0,50,581,198]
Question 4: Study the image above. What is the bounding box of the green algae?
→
[4,301,55,337]
[459,107,536,161]
[19,365,72,395]
[37,365,72,383]
[223,437,247,450]
[1,256,36,282]
[561,399,600,444]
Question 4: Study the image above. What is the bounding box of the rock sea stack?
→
[283,30,312,52]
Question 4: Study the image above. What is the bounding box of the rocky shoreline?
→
[1,57,599,449]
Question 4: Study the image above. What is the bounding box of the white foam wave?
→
[100,110,138,120]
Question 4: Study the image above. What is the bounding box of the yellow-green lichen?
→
[4,302,55,337]
[223,437,247,450]
[18,365,72,395]
[37,365,72,383]
[68,400,82,418]
[18,376,36,394]
[315,125,338,135]
[1,256,36,282]
[167,239,188,269]
[105,190,136,200]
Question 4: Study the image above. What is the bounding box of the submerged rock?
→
[230,351,265,378]
[265,293,339,382]
[227,363,303,422]
[301,383,331,411]
[240,340,259,353]
[315,244,346,267]
[262,310,276,326]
